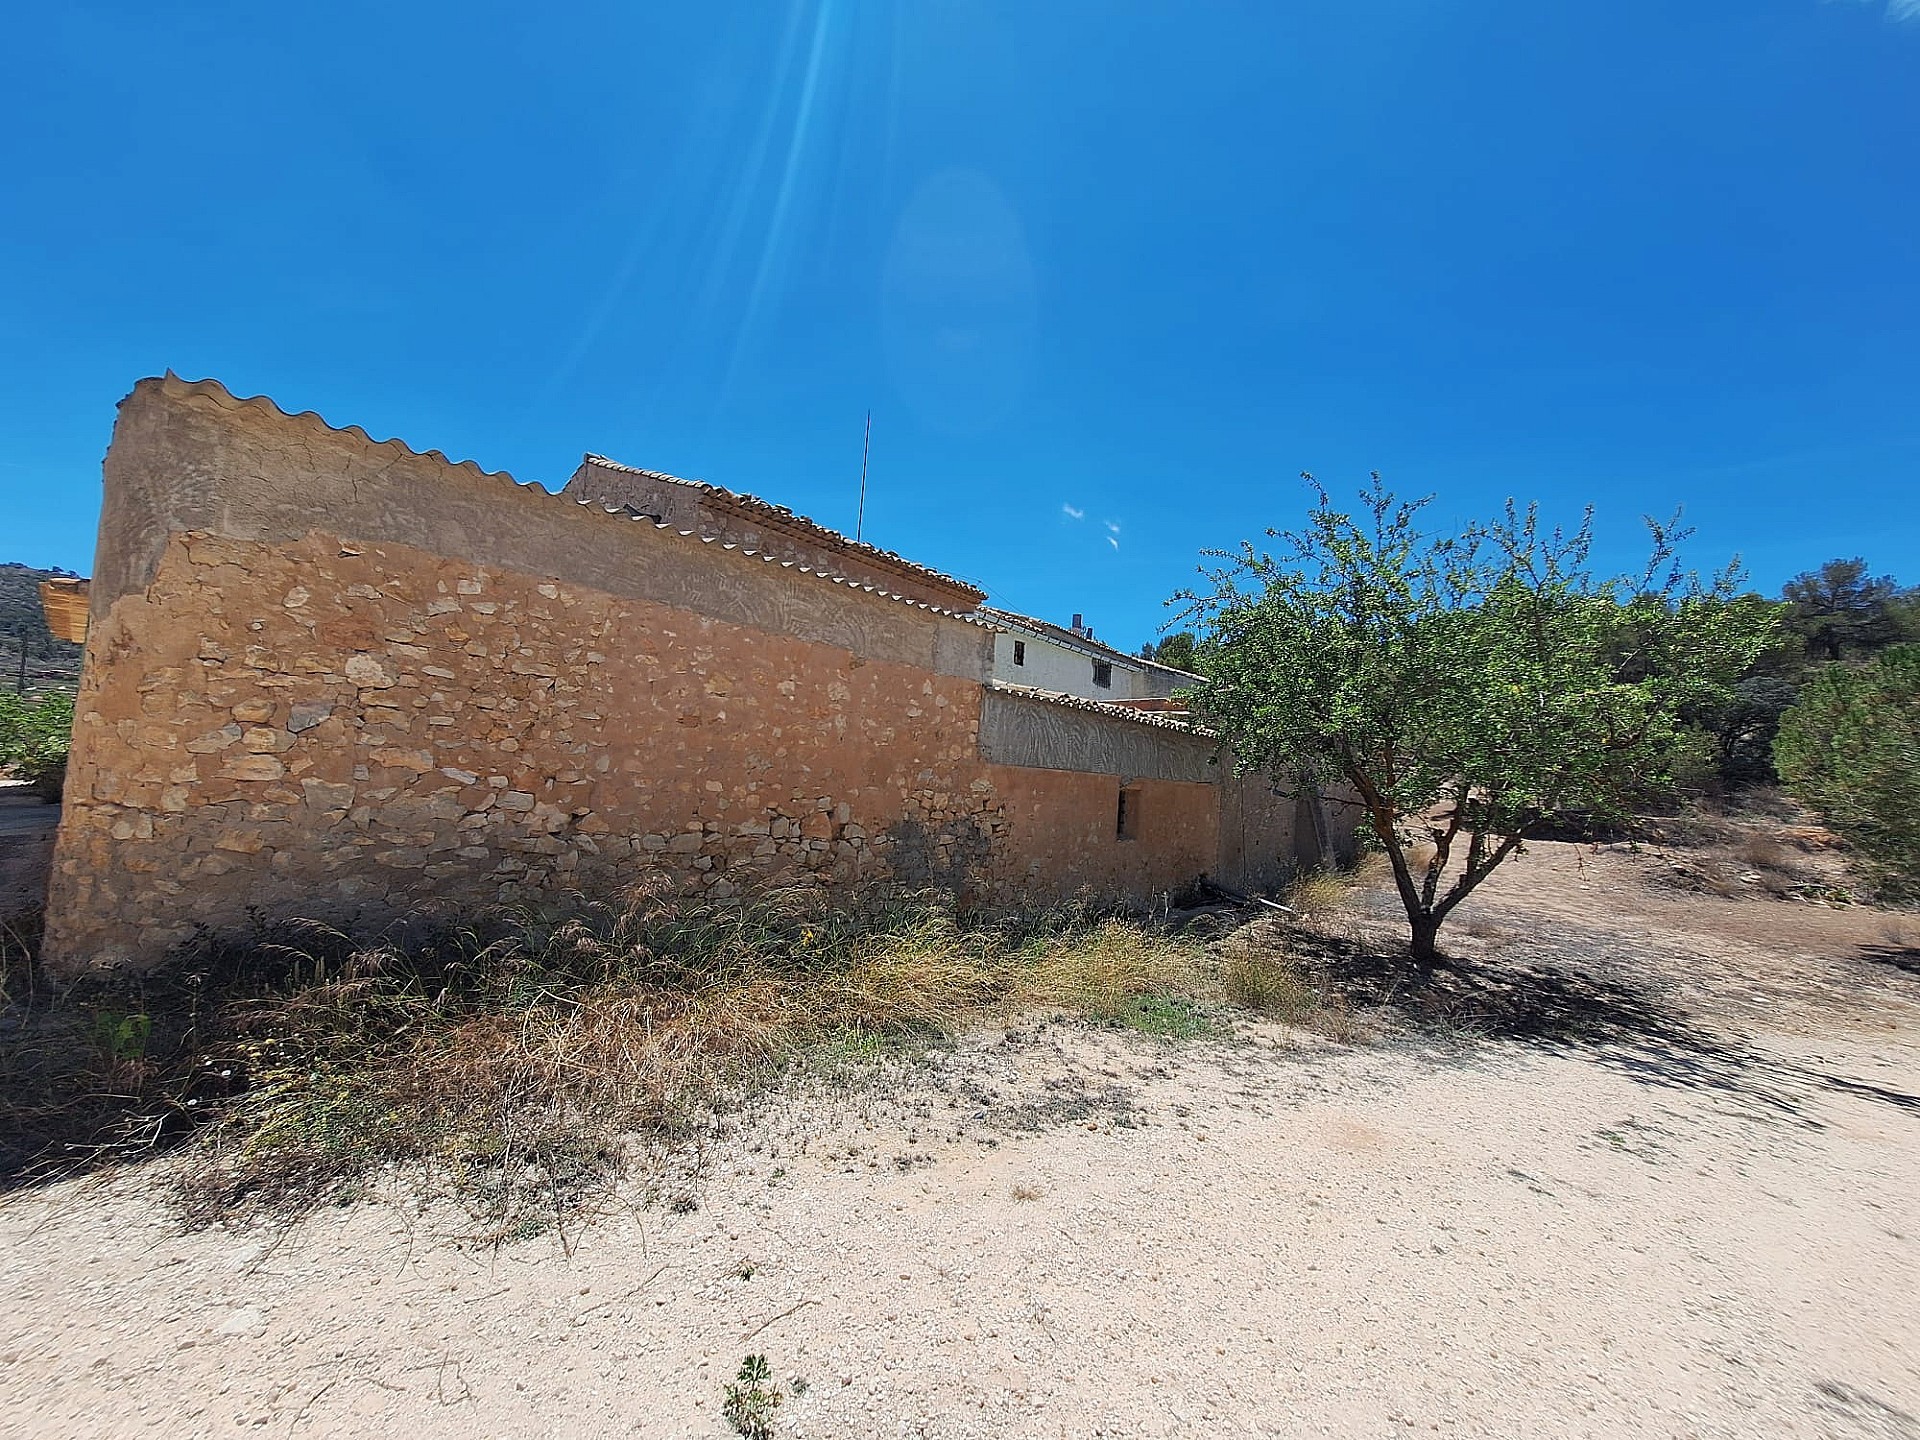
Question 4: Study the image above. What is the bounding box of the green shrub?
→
[0,689,74,801]
[1775,645,1920,901]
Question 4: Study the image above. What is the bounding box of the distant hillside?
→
[0,563,84,690]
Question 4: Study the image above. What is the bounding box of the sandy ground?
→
[3,841,1918,1439]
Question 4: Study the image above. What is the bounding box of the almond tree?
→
[1181,476,1777,967]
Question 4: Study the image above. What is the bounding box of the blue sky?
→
[3,1,1917,652]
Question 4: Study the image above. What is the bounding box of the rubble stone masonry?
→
[43,377,1317,973]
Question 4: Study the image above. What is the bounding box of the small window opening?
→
[1013,640,1026,666]
[1117,786,1140,841]
[1092,661,1113,688]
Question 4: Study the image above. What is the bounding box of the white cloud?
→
[1107,535,1120,551]
[1105,520,1121,535]
[1846,0,1920,23]
[1062,503,1085,520]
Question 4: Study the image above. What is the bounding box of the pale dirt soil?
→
[3,840,1918,1439]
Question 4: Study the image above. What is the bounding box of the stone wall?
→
[44,376,1332,974]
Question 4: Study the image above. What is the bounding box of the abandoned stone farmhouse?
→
[42,376,1355,974]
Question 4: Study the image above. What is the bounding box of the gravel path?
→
[3,843,1916,1439]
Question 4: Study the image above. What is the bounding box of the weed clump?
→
[1284,869,1356,918]
[1224,950,1315,1018]
[723,1353,782,1438]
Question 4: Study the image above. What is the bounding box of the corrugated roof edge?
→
[145,375,1001,629]
[985,680,1217,738]
[578,453,988,603]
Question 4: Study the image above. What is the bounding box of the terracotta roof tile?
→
[578,454,987,605]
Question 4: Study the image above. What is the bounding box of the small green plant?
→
[722,1353,782,1439]
[90,1010,152,1065]
[1109,994,1213,1039]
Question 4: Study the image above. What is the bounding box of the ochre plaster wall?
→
[986,768,1219,898]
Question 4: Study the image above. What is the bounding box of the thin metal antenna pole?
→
[855,410,871,543]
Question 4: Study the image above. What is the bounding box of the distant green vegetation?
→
[0,689,74,801]
[1171,545,1918,805]
[1138,631,1197,670]
[1776,644,1920,903]
[1693,559,1920,792]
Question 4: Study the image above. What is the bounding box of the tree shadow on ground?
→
[1294,926,1919,1127]
[0,1000,211,1198]
[1859,944,1920,977]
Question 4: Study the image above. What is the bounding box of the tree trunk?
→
[1408,911,1443,970]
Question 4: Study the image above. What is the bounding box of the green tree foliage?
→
[1775,644,1920,902]
[1181,476,1777,965]
[1711,673,1801,789]
[1138,631,1198,671]
[0,688,75,801]
[1781,558,1911,662]
[1672,559,1918,793]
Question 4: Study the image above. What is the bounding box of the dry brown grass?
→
[1636,807,1739,850]
[1015,919,1202,1020]
[164,891,1207,1234]
[3,883,1363,1236]
[1284,868,1357,919]
[1223,949,1315,1018]
[1402,841,1440,880]
[0,907,43,1010]
[1459,911,1517,948]
[1687,856,1749,899]
[1636,796,1859,904]
[1728,786,1803,823]
[1733,832,1805,878]
[1216,909,1365,1041]
[1880,914,1920,951]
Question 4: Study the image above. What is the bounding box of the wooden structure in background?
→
[38,577,89,644]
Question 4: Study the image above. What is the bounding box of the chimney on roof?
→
[1071,613,1085,635]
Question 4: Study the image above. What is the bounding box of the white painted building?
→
[981,607,1201,704]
